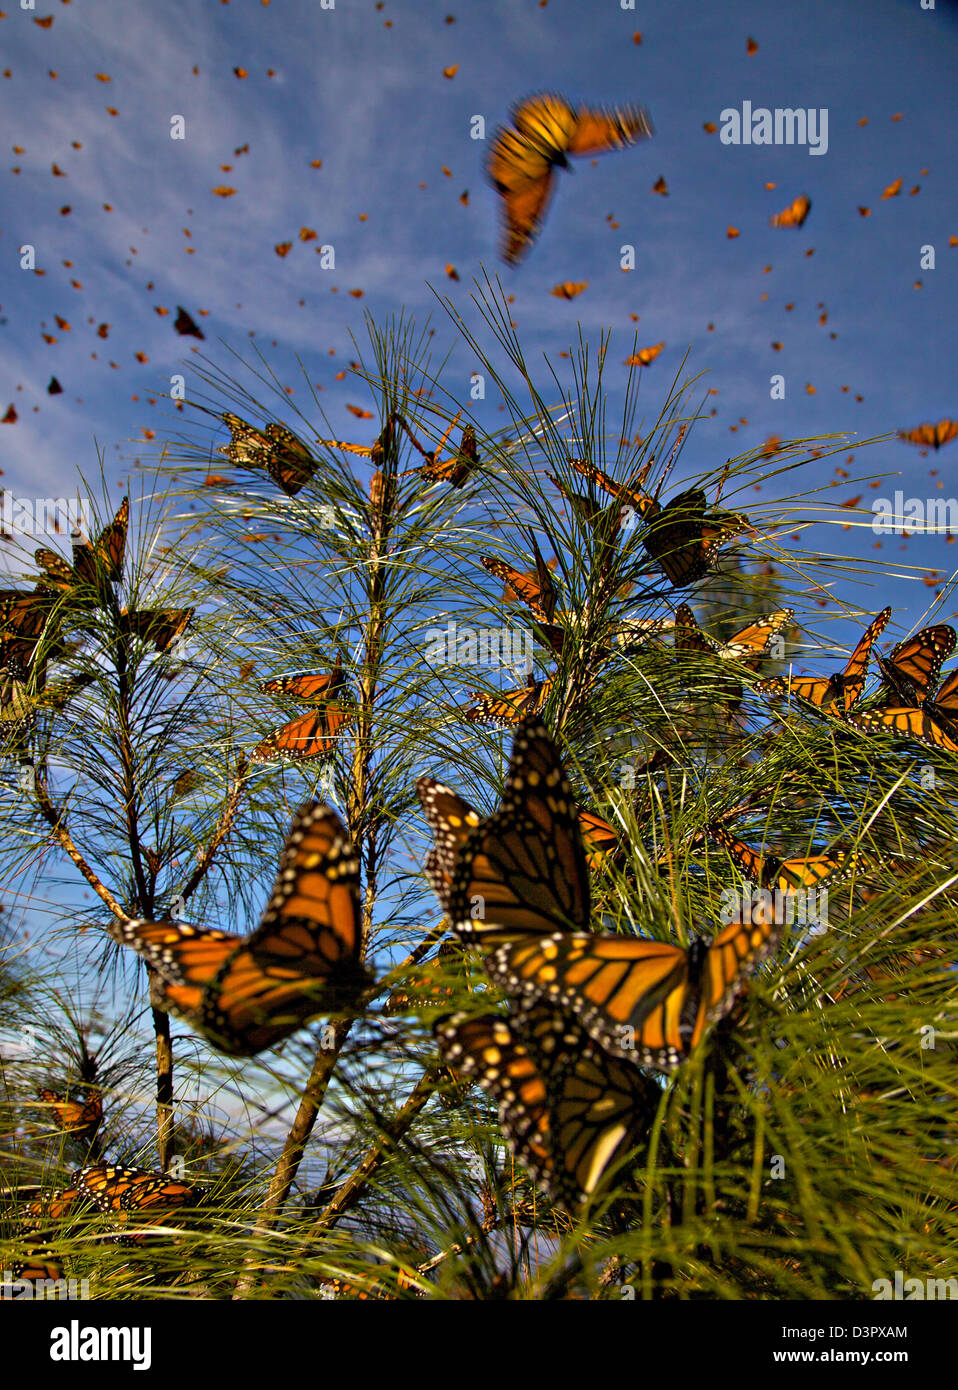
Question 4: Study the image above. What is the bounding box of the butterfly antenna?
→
[714,457,732,505]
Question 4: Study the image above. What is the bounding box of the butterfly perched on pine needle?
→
[384,941,465,1016]
[219,413,318,495]
[462,674,552,728]
[0,655,35,744]
[674,605,793,667]
[566,459,751,589]
[401,413,479,489]
[487,92,653,263]
[480,540,558,624]
[2,1259,65,1292]
[440,716,591,946]
[435,1005,661,1210]
[0,587,54,667]
[35,497,128,599]
[757,607,891,715]
[485,903,786,1073]
[922,667,958,734]
[847,703,958,756]
[897,419,958,451]
[875,625,956,707]
[706,823,876,897]
[116,803,371,1055]
[119,606,193,653]
[252,650,354,762]
[37,1087,103,1136]
[19,1186,81,1234]
[770,193,811,228]
[73,1163,199,1243]
[614,616,675,651]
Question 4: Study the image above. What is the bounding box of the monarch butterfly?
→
[384,942,465,1016]
[219,413,318,495]
[642,490,752,589]
[443,717,590,945]
[1,656,34,743]
[897,419,958,451]
[258,651,348,704]
[550,281,589,300]
[417,777,484,912]
[73,1163,199,1243]
[0,587,52,666]
[116,803,371,1055]
[37,1087,103,1135]
[463,674,552,728]
[174,305,204,338]
[923,667,958,732]
[480,541,558,624]
[74,1163,198,1213]
[119,606,193,653]
[435,1006,661,1209]
[623,342,665,367]
[847,704,958,756]
[770,194,811,228]
[487,93,653,263]
[35,498,128,597]
[400,413,479,489]
[674,605,793,666]
[485,905,785,1073]
[3,1259,65,1292]
[418,770,620,894]
[757,607,892,714]
[876,625,956,707]
[252,651,353,762]
[706,824,874,897]
[567,460,750,588]
[614,616,675,650]
[20,1186,80,1233]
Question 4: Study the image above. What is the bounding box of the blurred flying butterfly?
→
[174,305,204,339]
[897,420,958,451]
[876,625,956,707]
[116,803,371,1054]
[37,1086,103,1136]
[485,902,786,1073]
[770,194,811,228]
[623,341,665,367]
[441,716,590,945]
[757,607,891,715]
[487,92,653,264]
[462,674,552,728]
[434,1005,661,1210]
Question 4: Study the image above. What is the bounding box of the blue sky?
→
[1,1,956,628]
[2,0,958,1151]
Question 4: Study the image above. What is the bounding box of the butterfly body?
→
[757,607,891,715]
